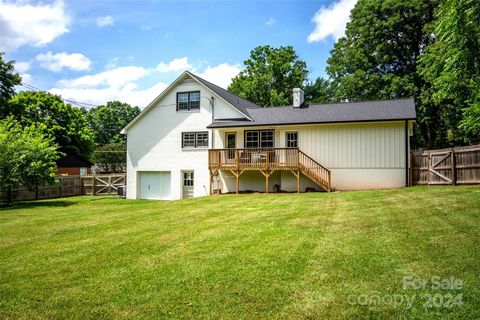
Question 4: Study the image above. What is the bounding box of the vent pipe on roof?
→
[293,88,304,108]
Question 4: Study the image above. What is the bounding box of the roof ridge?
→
[187,71,261,109]
[259,97,415,109]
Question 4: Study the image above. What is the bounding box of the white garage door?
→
[139,171,171,200]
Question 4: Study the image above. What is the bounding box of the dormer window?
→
[177,91,200,111]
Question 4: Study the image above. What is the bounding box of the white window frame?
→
[182,131,209,149]
[177,91,200,111]
[244,130,274,148]
[285,131,299,148]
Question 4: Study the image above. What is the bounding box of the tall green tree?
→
[228,45,308,107]
[326,0,440,147]
[93,144,126,173]
[5,91,95,159]
[0,118,58,194]
[0,52,22,109]
[420,0,480,145]
[86,101,140,145]
[304,77,335,104]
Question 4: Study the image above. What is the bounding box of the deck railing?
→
[298,150,331,191]
[209,148,331,192]
[209,148,299,171]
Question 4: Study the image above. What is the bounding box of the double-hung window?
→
[244,130,274,148]
[182,132,208,148]
[177,91,200,111]
[286,132,298,148]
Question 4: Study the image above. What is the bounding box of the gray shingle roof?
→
[188,72,260,117]
[207,98,416,128]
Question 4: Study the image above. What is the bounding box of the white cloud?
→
[0,0,69,52]
[36,52,92,72]
[50,81,169,108]
[156,57,191,73]
[50,64,154,106]
[96,15,114,27]
[307,0,357,42]
[15,61,31,73]
[49,61,241,107]
[57,66,148,88]
[105,57,119,69]
[195,63,241,89]
[265,18,275,26]
[20,73,32,83]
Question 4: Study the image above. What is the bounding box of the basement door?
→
[182,171,194,199]
[139,171,171,200]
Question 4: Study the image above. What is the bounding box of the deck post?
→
[235,172,239,194]
[289,170,300,194]
[229,169,243,195]
[297,170,300,194]
[266,171,269,194]
[261,170,272,194]
[328,173,331,192]
[209,170,213,195]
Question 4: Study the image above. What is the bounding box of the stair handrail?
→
[298,150,331,191]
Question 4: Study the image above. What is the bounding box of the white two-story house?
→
[121,71,416,200]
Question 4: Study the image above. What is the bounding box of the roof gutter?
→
[207,118,417,129]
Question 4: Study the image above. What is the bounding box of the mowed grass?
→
[0,186,479,319]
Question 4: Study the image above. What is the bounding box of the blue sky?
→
[1,0,356,108]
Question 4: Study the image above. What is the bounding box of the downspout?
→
[405,120,409,187]
[210,96,215,148]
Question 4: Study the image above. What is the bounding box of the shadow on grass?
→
[0,196,123,211]
[0,200,76,211]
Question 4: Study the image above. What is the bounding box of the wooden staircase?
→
[298,150,331,192]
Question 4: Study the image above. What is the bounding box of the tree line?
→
[0,53,140,194]
[228,0,480,149]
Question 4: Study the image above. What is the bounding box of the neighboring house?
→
[56,153,93,176]
[122,71,416,200]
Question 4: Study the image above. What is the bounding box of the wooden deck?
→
[208,148,331,194]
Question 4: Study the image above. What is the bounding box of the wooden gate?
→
[81,174,126,195]
[411,145,480,185]
[428,150,454,184]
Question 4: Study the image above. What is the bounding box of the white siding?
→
[126,78,247,200]
[279,122,406,169]
[214,121,408,191]
[214,102,246,120]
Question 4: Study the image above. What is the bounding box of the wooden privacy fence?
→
[411,144,480,185]
[0,175,82,203]
[0,174,126,203]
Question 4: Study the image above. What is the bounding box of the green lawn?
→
[0,186,479,319]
